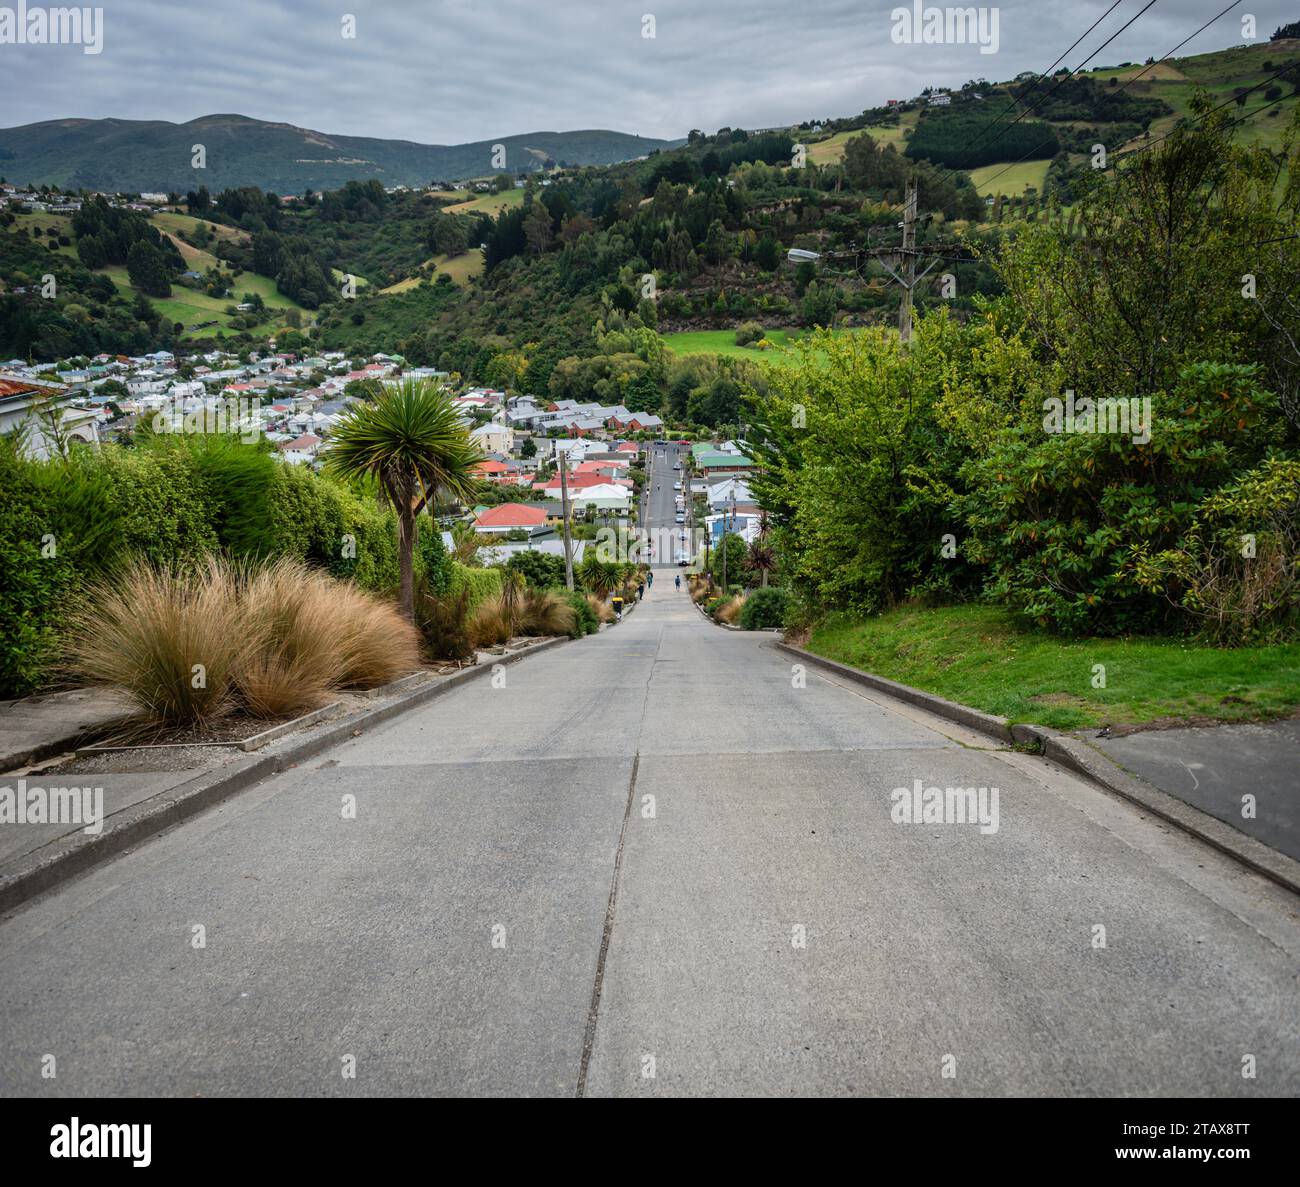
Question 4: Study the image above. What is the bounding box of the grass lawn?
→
[100,264,306,337]
[380,248,484,292]
[10,213,78,256]
[970,158,1051,198]
[151,211,247,245]
[662,326,864,365]
[806,604,1300,732]
[805,114,918,164]
[442,188,524,216]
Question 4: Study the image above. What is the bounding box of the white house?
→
[470,421,514,454]
[0,375,100,460]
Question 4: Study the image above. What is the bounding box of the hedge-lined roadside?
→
[0,433,455,696]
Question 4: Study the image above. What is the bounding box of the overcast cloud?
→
[1,0,1296,142]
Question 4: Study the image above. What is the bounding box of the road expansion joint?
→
[575,752,639,1097]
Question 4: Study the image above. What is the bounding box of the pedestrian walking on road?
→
[674,574,681,590]
[647,571,654,588]
[637,581,645,601]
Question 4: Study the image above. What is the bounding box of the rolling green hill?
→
[0,114,682,194]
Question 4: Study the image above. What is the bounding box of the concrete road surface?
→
[1,577,1297,1097]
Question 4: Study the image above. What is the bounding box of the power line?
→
[937,0,1162,202]
[943,0,1129,170]
[1109,58,1300,166]
[970,0,1247,196]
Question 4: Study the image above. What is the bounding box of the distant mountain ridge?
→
[0,114,682,193]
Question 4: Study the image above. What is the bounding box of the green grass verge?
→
[806,604,1300,731]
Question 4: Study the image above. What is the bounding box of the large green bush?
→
[958,363,1286,635]
[739,586,791,630]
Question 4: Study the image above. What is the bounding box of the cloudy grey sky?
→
[2,0,1297,142]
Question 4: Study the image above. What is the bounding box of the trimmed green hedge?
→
[448,562,504,609]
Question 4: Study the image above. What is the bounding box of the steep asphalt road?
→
[1,578,1297,1097]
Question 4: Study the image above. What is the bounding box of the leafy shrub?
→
[564,589,599,636]
[735,321,765,346]
[506,550,567,589]
[1132,458,1300,644]
[739,586,791,629]
[958,363,1286,634]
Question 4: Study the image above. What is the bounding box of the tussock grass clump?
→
[587,594,614,624]
[65,558,249,729]
[326,579,422,689]
[470,595,514,647]
[67,555,421,728]
[237,558,340,717]
[715,594,745,625]
[518,588,577,637]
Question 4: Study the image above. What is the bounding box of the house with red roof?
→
[473,503,549,534]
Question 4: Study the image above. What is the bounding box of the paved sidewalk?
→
[0,688,134,771]
[1088,719,1300,862]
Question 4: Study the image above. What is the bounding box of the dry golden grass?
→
[237,558,340,717]
[326,580,422,689]
[66,556,421,728]
[64,558,249,728]
[587,594,614,624]
[518,588,577,636]
[716,594,746,625]
[470,595,514,647]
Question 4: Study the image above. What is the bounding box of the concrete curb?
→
[775,642,1014,744]
[0,635,572,915]
[1021,727,1300,897]
[776,642,1300,898]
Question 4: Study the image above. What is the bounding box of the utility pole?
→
[721,489,736,593]
[898,177,917,343]
[559,445,574,591]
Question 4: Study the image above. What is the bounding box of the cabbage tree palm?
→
[326,378,482,619]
